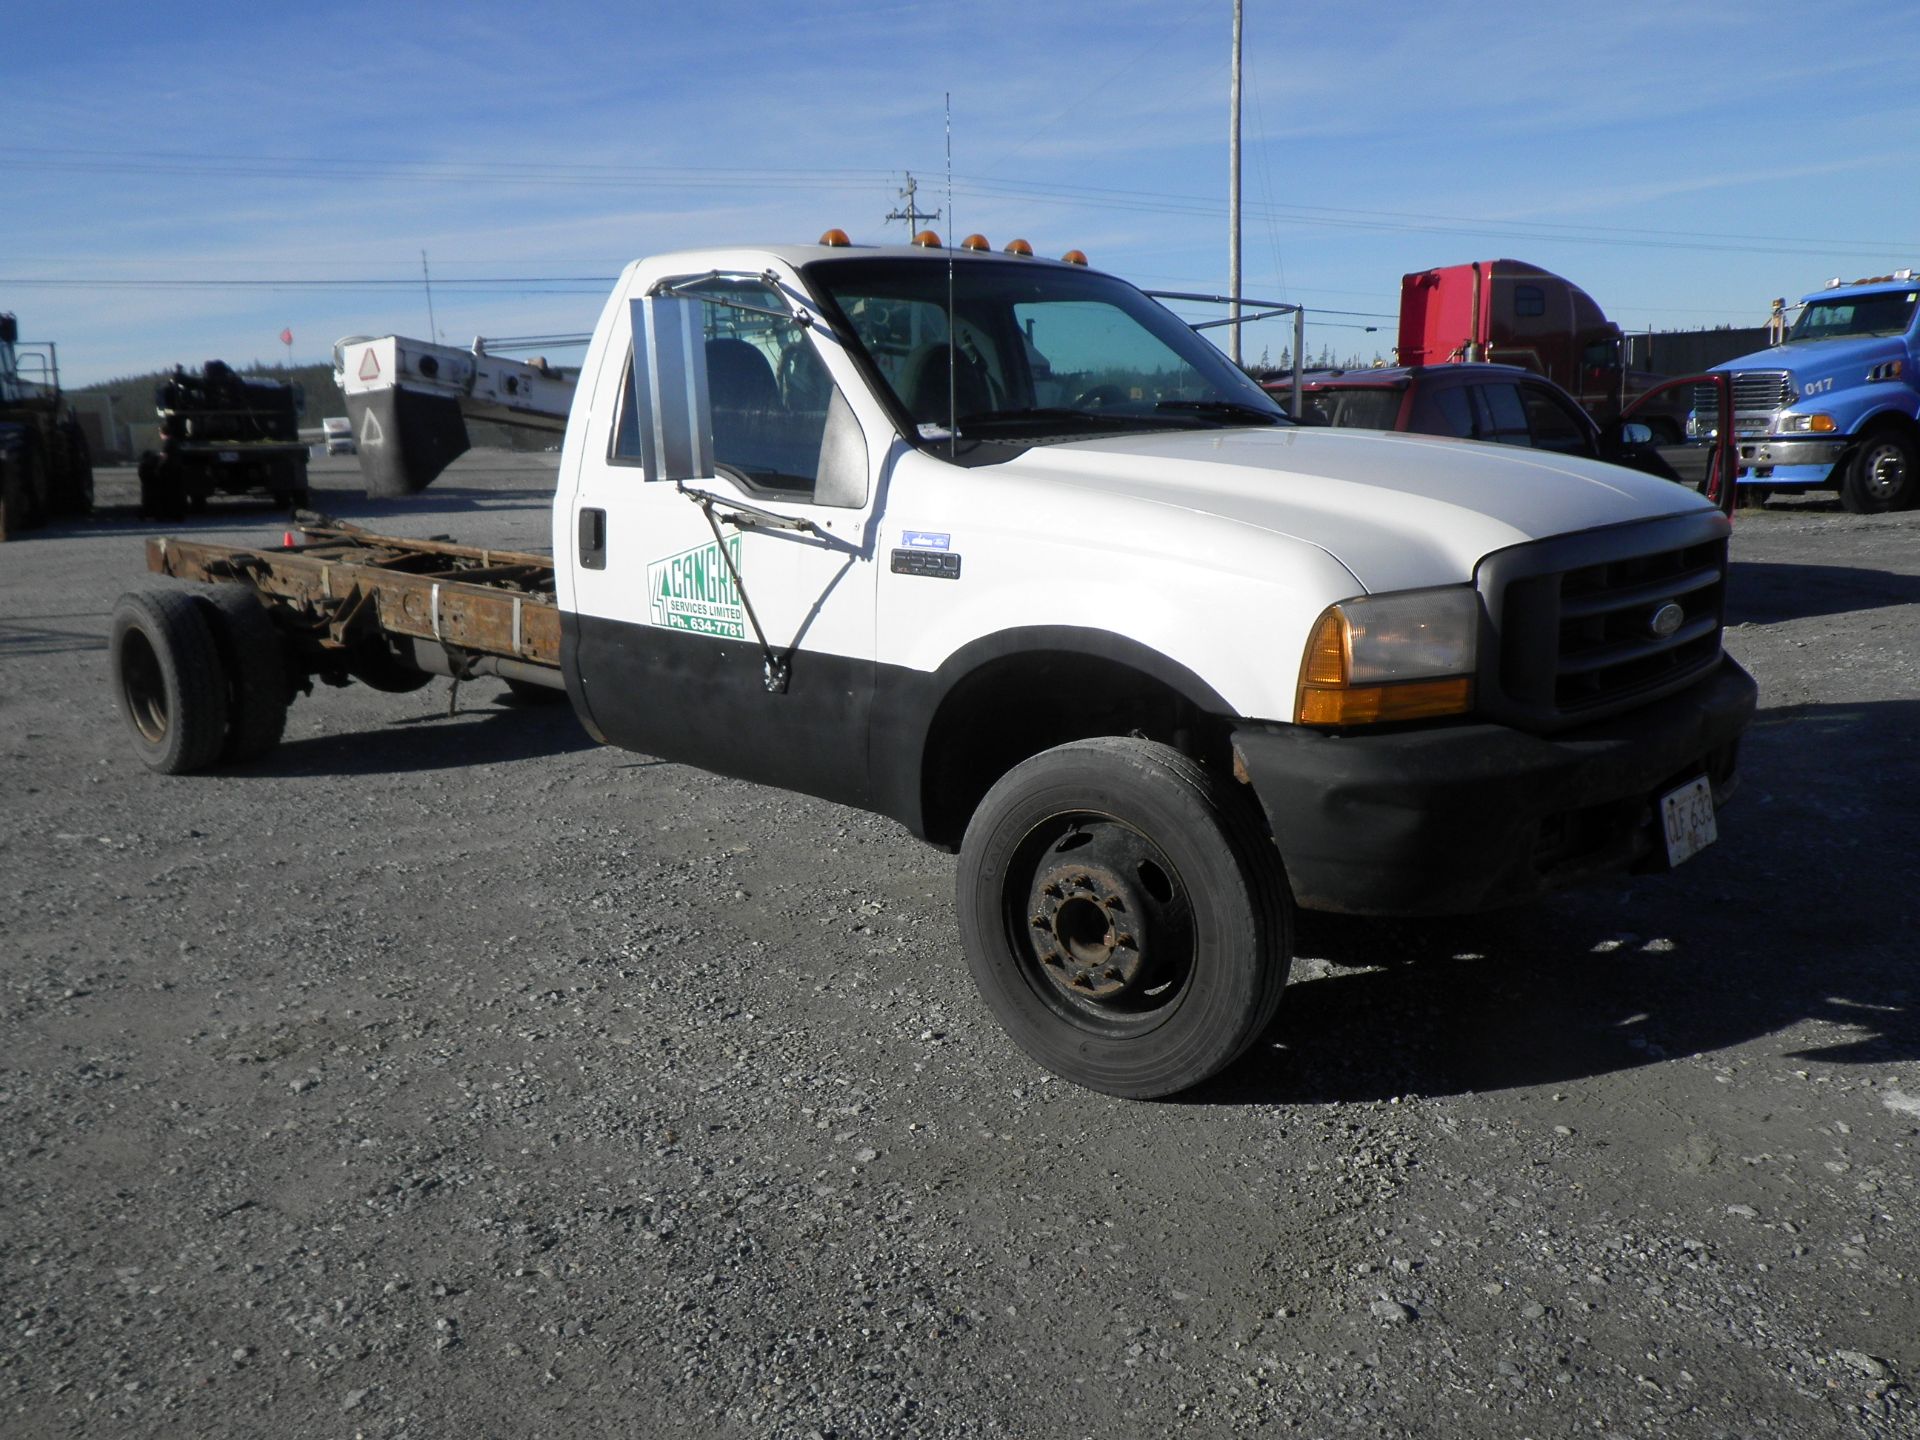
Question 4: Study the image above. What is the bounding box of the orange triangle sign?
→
[358,348,381,381]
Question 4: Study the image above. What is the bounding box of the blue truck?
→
[1695,270,1919,512]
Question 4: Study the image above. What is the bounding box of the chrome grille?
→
[1729,369,1794,413]
[1690,382,1721,431]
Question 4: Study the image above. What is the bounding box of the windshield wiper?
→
[1153,399,1289,426]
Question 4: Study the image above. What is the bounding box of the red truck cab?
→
[1399,260,1654,428]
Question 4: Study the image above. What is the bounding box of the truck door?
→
[564,275,883,810]
[1609,374,1737,516]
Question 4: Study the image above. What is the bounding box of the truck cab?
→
[1396,260,1677,432]
[538,237,1753,1094]
[1696,272,1920,511]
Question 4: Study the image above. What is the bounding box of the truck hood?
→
[1003,426,1714,593]
[1711,335,1908,390]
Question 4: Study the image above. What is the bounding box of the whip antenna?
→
[946,93,956,459]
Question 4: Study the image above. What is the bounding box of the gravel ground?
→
[4,452,1917,1438]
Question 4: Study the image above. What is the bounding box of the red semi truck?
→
[1398,260,1675,435]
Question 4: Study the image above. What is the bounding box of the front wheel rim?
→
[1005,813,1196,1037]
[1864,442,1907,500]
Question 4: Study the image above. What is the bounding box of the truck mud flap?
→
[345,387,470,497]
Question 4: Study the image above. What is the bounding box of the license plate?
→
[1735,419,1766,435]
[1659,776,1717,867]
[219,450,239,462]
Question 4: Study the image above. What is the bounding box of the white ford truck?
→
[112,235,1756,1098]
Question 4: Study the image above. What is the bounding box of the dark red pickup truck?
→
[1263,363,1733,504]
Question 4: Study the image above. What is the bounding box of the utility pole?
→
[1229,0,1243,365]
[885,173,941,237]
[421,249,438,343]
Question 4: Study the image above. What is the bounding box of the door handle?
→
[578,507,606,570]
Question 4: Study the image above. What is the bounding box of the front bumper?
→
[1231,657,1757,916]
[1736,435,1846,476]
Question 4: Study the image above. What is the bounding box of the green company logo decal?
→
[648,536,746,639]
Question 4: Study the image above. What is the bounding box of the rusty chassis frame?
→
[146,516,563,689]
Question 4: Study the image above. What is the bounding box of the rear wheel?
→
[195,586,291,761]
[55,420,94,515]
[1840,430,1917,513]
[109,590,229,774]
[137,452,186,520]
[957,737,1292,1099]
[9,428,49,531]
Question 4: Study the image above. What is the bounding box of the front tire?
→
[1840,430,1917,513]
[109,590,230,774]
[957,737,1292,1099]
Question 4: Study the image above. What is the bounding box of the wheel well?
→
[918,649,1233,850]
[1851,410,1920,452]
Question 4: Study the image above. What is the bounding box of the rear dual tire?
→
[110,591,230,774]
[958,737,1292,1099]
[109,586,292,773]
[196,586,290,762]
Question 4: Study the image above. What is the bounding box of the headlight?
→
[1775,412,1837,434]
[1296,586,1479,725]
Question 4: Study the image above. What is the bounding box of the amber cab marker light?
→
[961,233,991,252]
[1061,249,1089,266]
[912,230,942,248]
[1004,238,1034,256]
[818,228,851,247]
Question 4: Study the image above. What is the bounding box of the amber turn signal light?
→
[1296,676,1473,726]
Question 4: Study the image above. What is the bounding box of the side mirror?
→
[628,296,714,482]
[1617,421,1655,447]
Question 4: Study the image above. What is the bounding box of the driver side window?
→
[610,280,852,501]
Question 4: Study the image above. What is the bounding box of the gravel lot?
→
[4,452,1917,1438]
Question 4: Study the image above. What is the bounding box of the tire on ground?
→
[195,585,291,762]
[137,452,185,521]
[108,589,230,774]
[1839,429,1917,514]
[957,736,1292,1099]
[56,419,94,515]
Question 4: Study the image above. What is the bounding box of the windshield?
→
[802,255,1288,443]
[1789,290,1918,342]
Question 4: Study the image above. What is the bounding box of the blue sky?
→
[6,0,1915,386]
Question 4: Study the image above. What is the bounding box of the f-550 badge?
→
[892,548,962,580]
